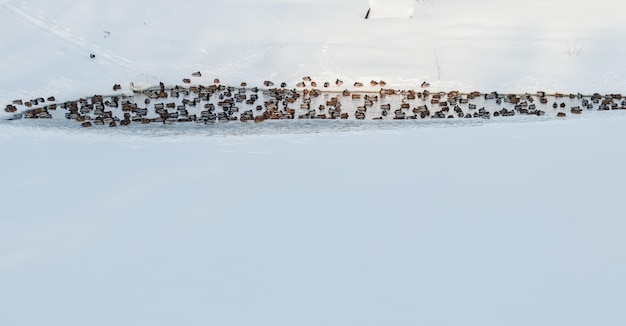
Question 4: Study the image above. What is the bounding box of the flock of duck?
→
[4,73,626,127]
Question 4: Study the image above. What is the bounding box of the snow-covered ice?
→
[3,113,626,326]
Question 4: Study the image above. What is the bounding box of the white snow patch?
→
[367,0,415,19]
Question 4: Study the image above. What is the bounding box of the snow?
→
[3,114,626,325]
[367,0,415,19]
[2,0,626,325]
[2,0,626,106]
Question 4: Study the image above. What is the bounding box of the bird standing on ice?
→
[129,82,152,92]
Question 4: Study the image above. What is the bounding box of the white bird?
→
[129,82,152,92]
